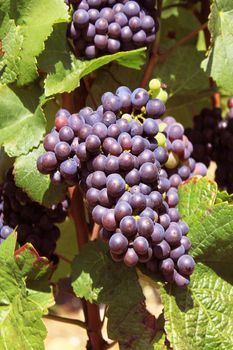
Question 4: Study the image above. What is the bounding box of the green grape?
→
[156,89,168,103]
[159,122,167,132]
[155,132,166,147]
[165,151,179,169]
[149,79,161,91]
[122,113,133,122]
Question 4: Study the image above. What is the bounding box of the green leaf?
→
[0,0,69,85]
[178,177,217,222]
[0,85,46,157]
[202,1,233,94]
[0,235,54,350]
[0,148,14,184]
[161,263,233,350]
[116,49,146,70]
[44,48,146,97]
[152,46,212,123]
[72,241,156,350]
[215,190,233,204]
[14,143,67,206]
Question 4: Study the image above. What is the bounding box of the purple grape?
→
[131,88,149,108]
[92,205,107,224]
[106,174,125,197]
[139,162,158,183]
[146,99,165,118]
[114,201,132,221]
[60,159,77,179]
[105,155,119,173]
[108,22,121,38]
[137,217,154,237]
[181,236,191,251]
[109,232,128,254]
[86,188,100,207]
[124,248,138,266]
[177,255,195,276]
[151,223,165,244]
[170,244,185,261]
[124,1,140,17]
[54,142,71,161]
[120,216,137,237]
[165,223,182,247]
[153,240,171,259]
[91,171,106,189]
[102,209,117,231]
[73,9,89,28]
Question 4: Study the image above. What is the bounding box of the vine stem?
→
[141,21,208,88]
[91,223,100,241]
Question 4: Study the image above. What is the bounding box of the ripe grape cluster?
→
[185,98,233,193]
[38,80,207,287]
[66,0,158,59]
[0,169,69,260]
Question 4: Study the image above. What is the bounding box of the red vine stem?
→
[141,21,208,88]
[91,223,101,241]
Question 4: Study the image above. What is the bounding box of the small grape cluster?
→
[66,0,158,59]
[38,80,207,287]
[0,169,69,260]
[185,98,233,193]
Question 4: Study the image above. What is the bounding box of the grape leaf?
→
[14,143,67,206]
[0,234,54,350]
[161,263,233,350]
[44,48,146,97]
[0,85,46,157]
[178,176,218,221]
[0,0,69,85]
[202,1,233,94]
[72,241,156,350]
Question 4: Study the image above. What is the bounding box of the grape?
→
[108,22,121,38]
[55,109,70,130]
[102,209,117,231]
[178,221,189,235]
[169,174,182,188]
[105,155,119,173]
[154,147,168,164]
[166,190,179,207]
[73,9,89,28]
[168,123,184,141]
[94,34,108,49]
[116,119,131,133]
[86,135,101,153]
[95,18,108,34]
[92,205,107,224]
[115,12,128,27]
[153,240,171,259]
[43,132,59,152]
[86,188,99,207]
[119,153,134,171]
[133,236,149,255]
[107,38,121,53]
[140,207,157,221]
[131,88,149,108]
[59,126,75,143]
[177,255,195,275]
[193,162,207,176]
[131,121,143,136]
[164,223,182,246]
[170,244,185,261]
[103,111,117,126]
[139,162,158,183]
[60,159,78,180]
[159,214,170,229]
[121,26,133,41]
[91,171,107,189]
[120,216,137,237]
[168,208,180,222]
[54,142,71,161]
[173,270,190,287]
[99,188,114,207]
[160,258,174,274]
[88,8,100,22]
[39,152,58,173]
[178,165,191,180]
[125,169,140,186]
[150,191,163,208]
[146,99,165,118]
[151,223,165,243]
[139,183,151,195]
[92,122,108,140]
[102,94,122,112]
[137,217,154,237]
[109,232,128,254]
[106,174,125,197]
[141,15,154,31]
[130,193,146,212]
[0,225,13,239]
[100,7,114,22]
[124,248,139,267]
[181,236,191,251]
[143,118,159,136]
[157,177,170,194]
[114,201,132,221]
[129,16,141,31]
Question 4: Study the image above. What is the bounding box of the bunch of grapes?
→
[66,0,158,59]
[0,169,69,260]
[185,98,233,193]
[38,79,207,287]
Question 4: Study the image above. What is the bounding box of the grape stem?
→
[70,186,106,350]
[141,21,208,88]
[91,223,101,240]
[43,313,86,329]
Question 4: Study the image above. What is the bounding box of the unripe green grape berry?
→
[156,89,168,103]
[165,151,179,169]
[122,113,133,122]
[155,132,166,147]
[159,122,167,132]
[149,79,161,91]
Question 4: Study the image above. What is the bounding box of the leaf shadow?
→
[165,283,194,313]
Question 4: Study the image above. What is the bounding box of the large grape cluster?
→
[66,0,158,59]
[38,80,207,287]
[0,169,69,260]
[185,98,233,193]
